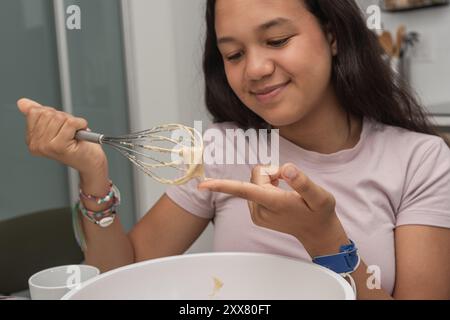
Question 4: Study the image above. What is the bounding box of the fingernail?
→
[284,166,298,180]
[19,98,37,105]
[260,165,279,176]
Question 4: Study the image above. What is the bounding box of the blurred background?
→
[0,0,449,297]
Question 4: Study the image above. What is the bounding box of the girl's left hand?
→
[198,163,350,257]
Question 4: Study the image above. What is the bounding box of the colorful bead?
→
[80,181,114,205]
[77,184,121,228]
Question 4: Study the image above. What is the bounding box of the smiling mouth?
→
[251,81,291,104]
[250,81,291,95]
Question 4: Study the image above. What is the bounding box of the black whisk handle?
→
[75,130,104,144]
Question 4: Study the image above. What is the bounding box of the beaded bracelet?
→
[79,181,114,205]
[78,201,117,228]
[79,183,121,228]
[72,183,121,251]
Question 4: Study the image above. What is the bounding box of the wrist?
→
[79,161,109,192]
[78,162,111,213]
[76,183,121,228]
[78,152,108,177]
[298,214,350,258]
[304,233,350,258]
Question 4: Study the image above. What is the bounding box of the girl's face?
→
[215,0,337,127]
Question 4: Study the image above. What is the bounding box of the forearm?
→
[308,242,393,300]
[348,260,393,300]
[81,214,135,273]
[78,165,135,273]
[299,216,393,300]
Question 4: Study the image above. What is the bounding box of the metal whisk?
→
[75,124,204,185]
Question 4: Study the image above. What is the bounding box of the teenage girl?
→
[17,0,450,299]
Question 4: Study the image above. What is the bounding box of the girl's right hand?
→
[17,98,108,175]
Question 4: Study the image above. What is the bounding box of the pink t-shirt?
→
[165,118,450,294]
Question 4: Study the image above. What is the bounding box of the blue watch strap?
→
[312,240,359,274]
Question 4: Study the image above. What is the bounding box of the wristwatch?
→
[312,240,360,274]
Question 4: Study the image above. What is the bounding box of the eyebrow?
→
[217,17,295,45]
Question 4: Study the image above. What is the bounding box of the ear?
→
[326,27,338,56]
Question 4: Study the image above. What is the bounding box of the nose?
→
[244,49,275,81]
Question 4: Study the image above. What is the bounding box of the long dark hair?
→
[203,0,448,145]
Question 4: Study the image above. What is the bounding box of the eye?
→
[267,37,291,48]
[226,52,243,62]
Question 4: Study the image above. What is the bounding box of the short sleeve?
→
[396,138,450,228]
[165,176,215,220]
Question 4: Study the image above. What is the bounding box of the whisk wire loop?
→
[75,124,204,185]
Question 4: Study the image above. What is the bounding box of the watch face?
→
[99,216,115,228]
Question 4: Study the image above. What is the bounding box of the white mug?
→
[28,265,100,300]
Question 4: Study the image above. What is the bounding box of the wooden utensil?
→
[395,25,406,58]
[379,31,394,57]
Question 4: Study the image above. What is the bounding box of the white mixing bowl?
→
[62,252,355,300]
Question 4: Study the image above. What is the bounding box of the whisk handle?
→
[75,130,104,144]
